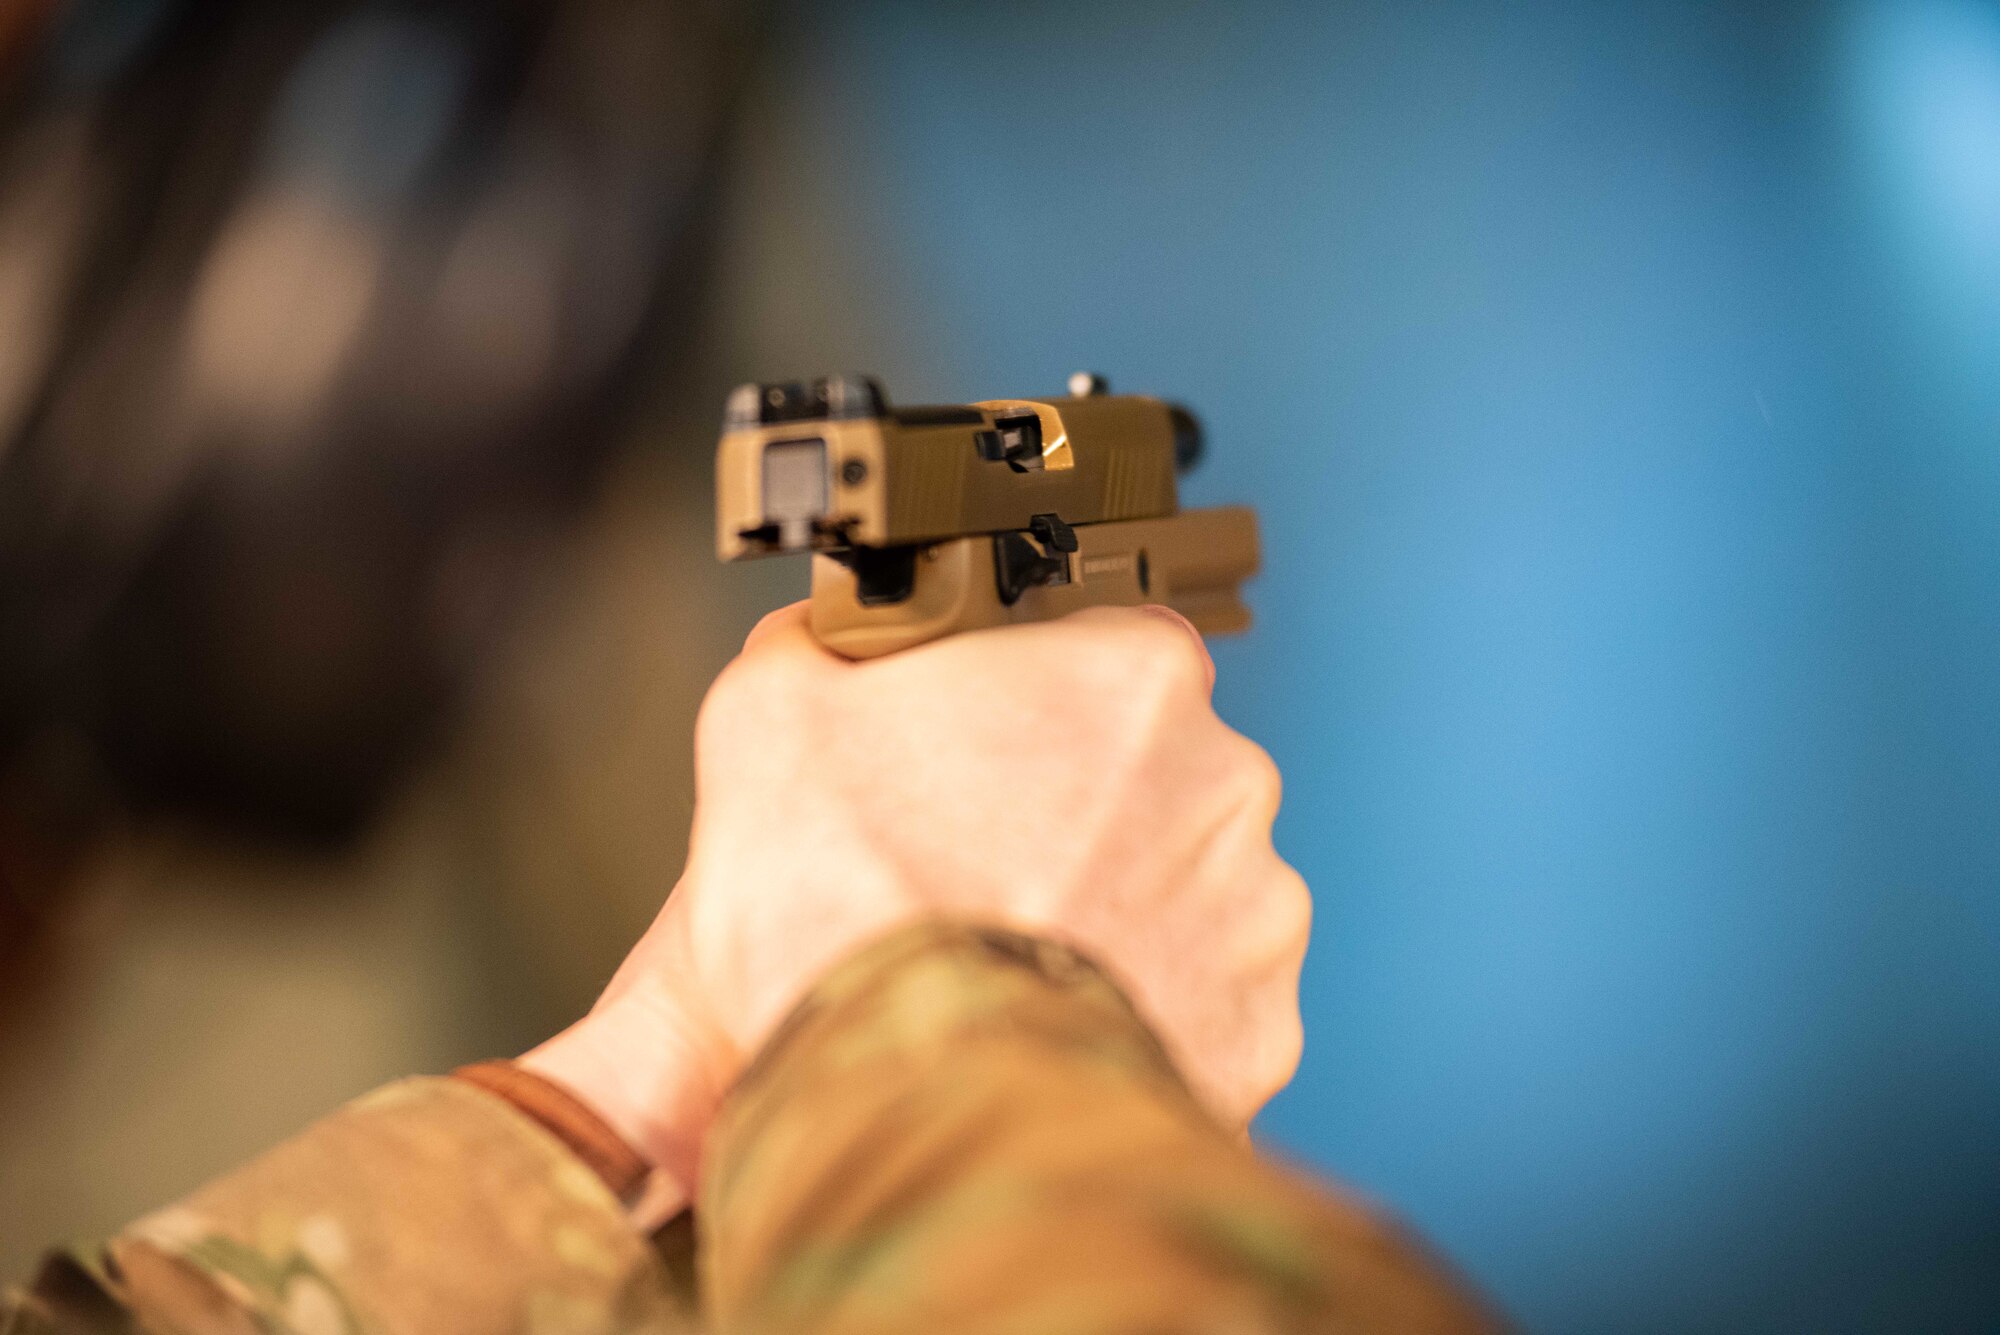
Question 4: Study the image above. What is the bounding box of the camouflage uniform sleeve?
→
[699,922,1505,1335]
[2,1077,691,1335]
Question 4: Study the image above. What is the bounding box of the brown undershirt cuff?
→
[450,1060,650,1202]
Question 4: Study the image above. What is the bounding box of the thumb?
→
[737,600,844,671]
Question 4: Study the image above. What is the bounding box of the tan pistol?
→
[715,372,1260,659]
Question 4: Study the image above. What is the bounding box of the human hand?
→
[523,602,1309,1201]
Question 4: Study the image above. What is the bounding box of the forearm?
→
[699,923,1501,1335]
[2,1075,689,1335]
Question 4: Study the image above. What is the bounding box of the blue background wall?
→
[751,2,2000,1329]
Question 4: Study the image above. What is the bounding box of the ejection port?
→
[761,437,829,550]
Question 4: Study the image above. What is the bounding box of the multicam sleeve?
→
[2,1078,691,1335]
[698,922,1503,1335]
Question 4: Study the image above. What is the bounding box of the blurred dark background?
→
[2,2,1997,1332]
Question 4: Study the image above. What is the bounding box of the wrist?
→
[518,979,738,1208]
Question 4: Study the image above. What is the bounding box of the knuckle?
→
[1265,1010,1305,1090]
[1120,618,1208,703]
[1269,862,1313,937]
[1240,860,1313,967]
[1055,609,1206,715]
[1225,1005,1306,1124]
[1227,737,1285,818]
